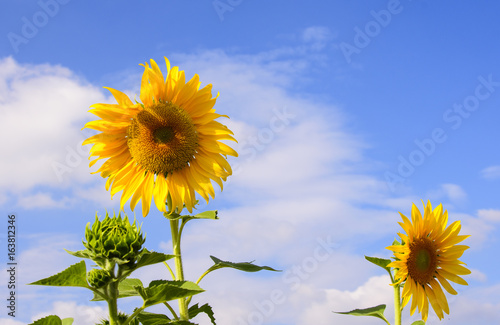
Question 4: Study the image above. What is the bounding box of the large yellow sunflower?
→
[386,201,470,321]
[83,57,237,217]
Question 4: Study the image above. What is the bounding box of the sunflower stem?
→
[170,219,189,320]
[107,279,119,325]
[394,282,402,325]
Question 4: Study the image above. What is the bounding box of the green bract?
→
[97,312,139,325]
[83,212,145,268]
[87,269,111,288]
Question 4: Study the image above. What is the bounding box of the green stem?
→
[186,267,215,306]
[107,279,119,325]
[394,283,402,325]
[170,219,189,320]
[122,305,145,325]
[164,301,179,320]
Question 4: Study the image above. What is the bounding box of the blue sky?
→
[1,1,500,324]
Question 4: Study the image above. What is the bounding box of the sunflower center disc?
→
[127,102,198,175]
[416,248,431,271]
[407,238,438,285]
[154,127,175,144]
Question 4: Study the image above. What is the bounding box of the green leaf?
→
[61,318,74,325]
[91,278,143,301]
[136,280,204,307]
[392,238,402,246]
[29,315,62,325]
[164,211,183,221]
[167,321,198,325]
[209,256,280,273]
[365,256,392,275]
[29,261,89,288]
[189,303,216,325]
[65,249,93,259]
[188,210,218,221]
[334,304,390,323]
[29,317,74,325]
[136,311,170,325]
[135,250,175,270]
[411,321,425,325]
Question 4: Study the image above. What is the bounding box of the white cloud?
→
[441,183,467,202]
[427,183,467,204]
[469,268,488,282]
[477,209,500,223]
[0,56,107,203]
[0,319,25,325]
[438,284,500,324]
[73,182,120,210]
[460,209,500,249]
[301,26,334,50]
[303,275,393,325]
[480,165,500,180]
[16,191,73,209]
[31,301,107,325]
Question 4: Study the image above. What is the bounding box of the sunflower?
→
[386,201,470,321]
[83,57,237,217]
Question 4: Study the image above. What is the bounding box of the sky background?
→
[1,1,500,324]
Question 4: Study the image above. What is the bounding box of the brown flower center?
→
[406,237,438,285]
[127,102,197,175]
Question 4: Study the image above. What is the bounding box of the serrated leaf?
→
[334,304,390,323]
[136,280,204,307]
[365,256,392,275]
[135,250,175,270]
[29,261,89,288]
[136,311,170,325]
[411,321,425,325]
[65,249,93,259]
[209,256,280,273]
[61,318,74,325]
[189,303,216,325]
[91,278,143,301]
[29,315,62,325]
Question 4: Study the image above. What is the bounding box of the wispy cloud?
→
[31,301,107,325]
[480,165,500,180]
[427,183,467,204]
[16,191,73,209]
[0,57,106,194]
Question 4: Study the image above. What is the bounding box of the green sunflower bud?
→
[83,212,145,265]
[87,268,111,288]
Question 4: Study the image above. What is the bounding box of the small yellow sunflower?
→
[83,57,237,217]
[386,201,470,321]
